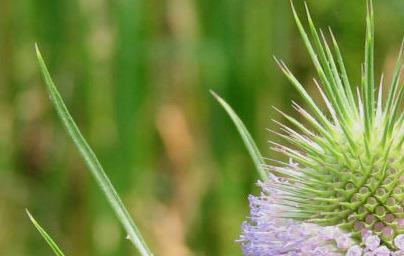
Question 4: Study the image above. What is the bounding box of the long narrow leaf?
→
[210,90,268,181]
[35,44,153,256]
[26,209,66,256]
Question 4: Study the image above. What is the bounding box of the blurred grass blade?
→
[211,90,268,181]
[26,209,66,256]
[35,44,153,256]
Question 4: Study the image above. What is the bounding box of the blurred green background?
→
[1,0,404,255]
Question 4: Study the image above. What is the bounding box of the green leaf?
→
[26,209,66,256]
[35,44,153,256]
[210,90,268,182]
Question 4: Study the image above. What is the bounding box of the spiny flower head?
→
[239,1,404,255]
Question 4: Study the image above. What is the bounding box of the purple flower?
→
[238,178,354,255]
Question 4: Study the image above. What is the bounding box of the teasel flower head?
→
[238,1,404,255]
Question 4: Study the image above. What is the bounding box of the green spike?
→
[364,0,375,135]
[384,40,404,117]
[329,28,359,117]
[292,2,348,124]
[386,85,404,139]
[320,30,354,118]
[304,4,351,122]
[275,58,334,133]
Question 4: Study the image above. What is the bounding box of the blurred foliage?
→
[1,0,404,255]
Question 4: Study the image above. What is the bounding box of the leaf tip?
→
[25,208,33,219]
[210,90,226,106]
[290,0,297,16]
[26,209,38,227]
[35,43,41,58]
[209,89,219,99]
[304,2,311,18]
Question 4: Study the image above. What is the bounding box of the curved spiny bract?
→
[273,1,404,249]
[240,1,404,255]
